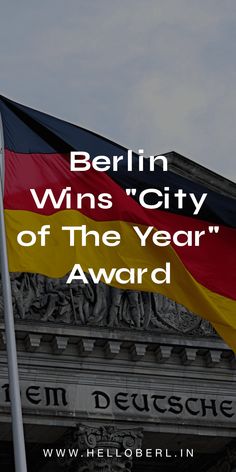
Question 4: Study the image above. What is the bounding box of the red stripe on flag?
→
[4,150,236,301]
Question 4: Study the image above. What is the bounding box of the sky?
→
[0,1,236,181]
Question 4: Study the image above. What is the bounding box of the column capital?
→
[76,424,143,451]
[207,441,236,472]
[59,424,143,472]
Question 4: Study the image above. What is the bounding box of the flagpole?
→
[0,114,28,471]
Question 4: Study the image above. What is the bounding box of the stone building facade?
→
[0,154,236,471]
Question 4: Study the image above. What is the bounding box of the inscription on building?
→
[0,381,235,423]
[1,383,68,407]
[92,390,234,418]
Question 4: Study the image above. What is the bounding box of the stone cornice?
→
[0,322,234,371]
[165,151,236,197]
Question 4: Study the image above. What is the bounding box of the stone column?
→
[60,424,143,472]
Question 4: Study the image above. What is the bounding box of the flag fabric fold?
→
[0,95,236,351]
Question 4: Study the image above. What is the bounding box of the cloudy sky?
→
[0,1,236,180]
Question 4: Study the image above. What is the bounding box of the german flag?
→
[0,95,236,350]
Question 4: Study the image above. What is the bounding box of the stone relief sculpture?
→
[0,273,215,337]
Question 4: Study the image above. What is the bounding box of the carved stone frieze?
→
[0,273,216,337]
